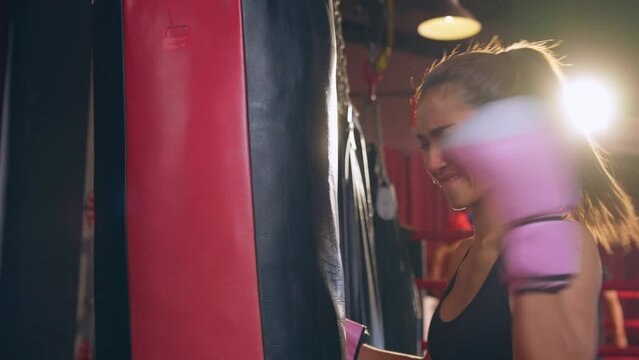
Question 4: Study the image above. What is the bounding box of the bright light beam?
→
[561,75,617,136]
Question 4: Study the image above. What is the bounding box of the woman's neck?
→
[470,200,506,248]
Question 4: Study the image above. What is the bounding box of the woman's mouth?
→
[438,172,462,184]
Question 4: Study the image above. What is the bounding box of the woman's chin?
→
[441,180,475,209]
[450,203,468,211]
[444,189,479,210]
[447,200,469,211]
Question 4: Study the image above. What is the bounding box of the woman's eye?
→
[419,142,430,150]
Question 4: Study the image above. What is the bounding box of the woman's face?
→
[415,87,481,210]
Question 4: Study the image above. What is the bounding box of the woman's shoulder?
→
[567,221,601,280]
[575,222,603,290]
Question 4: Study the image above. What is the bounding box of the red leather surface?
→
[122,1,263,358]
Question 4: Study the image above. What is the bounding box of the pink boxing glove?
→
[441,96,582,292]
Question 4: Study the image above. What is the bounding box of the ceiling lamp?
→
[417,0,481,41]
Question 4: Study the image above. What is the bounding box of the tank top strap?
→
[441,246,471,299]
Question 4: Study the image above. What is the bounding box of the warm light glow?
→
[417,16,481,41]
[561,76,617,135]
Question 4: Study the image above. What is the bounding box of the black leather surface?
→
[368,148,423,355]
[0,0,9,282]
[242,1,345,359]
[338,111,386,348]
[92,0,132,358]
[0,0,90,357]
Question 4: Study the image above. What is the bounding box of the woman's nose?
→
[428,146,447,173]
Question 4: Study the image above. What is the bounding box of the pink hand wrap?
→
[344,319,367,360]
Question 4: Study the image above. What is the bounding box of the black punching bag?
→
[242,1,345,359]
[0,0,90,358]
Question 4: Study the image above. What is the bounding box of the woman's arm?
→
[602,290,628,348]
[358,344,426,360]
[511,228,602,360]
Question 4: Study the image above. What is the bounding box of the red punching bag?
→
[94,1,344,359]
[122,1,264,359]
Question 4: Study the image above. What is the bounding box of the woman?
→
[360,40,639,360]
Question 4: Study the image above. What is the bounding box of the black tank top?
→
[427,253,513,360]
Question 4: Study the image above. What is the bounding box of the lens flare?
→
[561,76,617,135]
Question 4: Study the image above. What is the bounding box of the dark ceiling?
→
[343,0,639,60]
[341,0,639,155]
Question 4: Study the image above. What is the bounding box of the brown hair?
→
[415,38,639,252]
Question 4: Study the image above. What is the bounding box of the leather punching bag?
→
[0,0,90,358]
[94,1,344,359]
[242,1,345,359]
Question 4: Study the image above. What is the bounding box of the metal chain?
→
[333,0,351,116]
